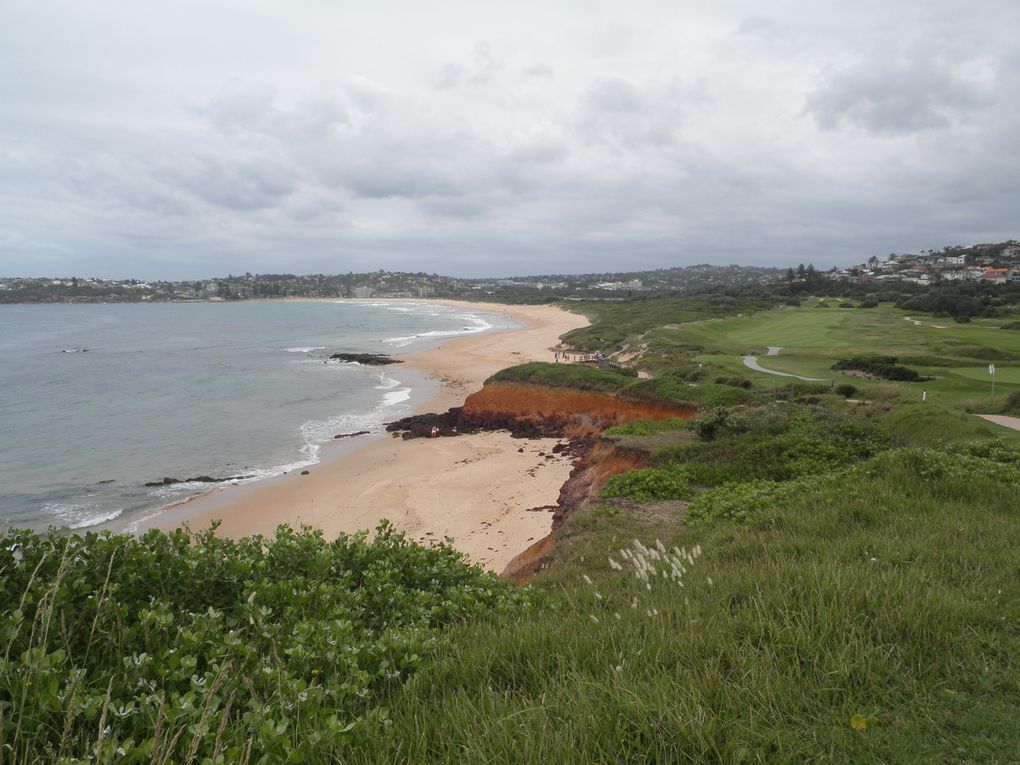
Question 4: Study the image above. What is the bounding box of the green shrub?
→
[656,404,889,485]
[488,362,633,392]
[604,418,691,436]
[832,355,929,382]
[692,407,728,441]
[686,478,802,523]
[0,522,524,762]
[687,443,1020,525]
[834,383,857,398]
[600,467,693,502]
[680,383,755,407]
[714,375,753,389]
[949,345,1014,361]
[1004,391,1020,415]
[771,382,831,400]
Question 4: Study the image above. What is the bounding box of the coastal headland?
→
[152,300,593,571]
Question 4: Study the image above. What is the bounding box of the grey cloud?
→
[436,63,465,90]
[417,195,491,219]
[205,83,350,140]
[507,140,569,165]
[435,41,504,90]
[165,154,299,211]
[523,63,554,79]
[805,55,993,134]
[734,16,781,36]
[0,1,1017,280]
[576,78,703,149]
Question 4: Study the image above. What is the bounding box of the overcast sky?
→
[1,1,1017,279]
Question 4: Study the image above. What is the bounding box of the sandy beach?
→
[152,300,589,572]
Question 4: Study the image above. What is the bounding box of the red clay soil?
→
[461,382,695,437]
[387,381,695,440]
[550,439,649,528]
[500,533,557,585]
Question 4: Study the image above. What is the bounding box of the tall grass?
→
[337,447,1020,763]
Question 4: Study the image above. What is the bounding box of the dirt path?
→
[976,414,1020,432]
[905,316,948,329]
[742,355,825,382]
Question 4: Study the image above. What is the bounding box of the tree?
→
[786,267,795,282]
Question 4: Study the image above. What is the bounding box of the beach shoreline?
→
[144,299,590,572]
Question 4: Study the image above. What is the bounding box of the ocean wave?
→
[283,346,326,353]
[380,387,412,406]
[383,313,494,347]
[297,379,412,448]
[357,301,448,316]
[374,374,401,390]
[44,501,122,530]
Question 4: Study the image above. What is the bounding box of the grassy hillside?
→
[336,444,1020,763]
[634,301,1020,410]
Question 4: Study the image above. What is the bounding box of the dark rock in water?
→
[330,352,402,365]
[144,474,254,487]
[301,470,310,475]
[334,430,370,439]
[386,402,581,442]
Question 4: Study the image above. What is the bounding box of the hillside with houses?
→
[823,240,1020,286]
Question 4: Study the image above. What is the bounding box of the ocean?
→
[0,300,514,533]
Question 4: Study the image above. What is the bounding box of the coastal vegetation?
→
[830,355,930,382]
[335,441,1019,763]
[4,289,1020,762]
[0,523,523,762]
[341,292,1018,761]
[488,361,637,392]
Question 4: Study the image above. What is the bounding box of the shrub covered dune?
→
[4,294,1020,762]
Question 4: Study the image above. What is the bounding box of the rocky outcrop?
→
[330,353,402,365]
[144,474,254,487]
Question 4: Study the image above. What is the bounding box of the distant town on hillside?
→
[2,240,1017,304]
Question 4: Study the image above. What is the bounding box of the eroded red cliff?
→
[460,381,695,437]
[386,379,696,584]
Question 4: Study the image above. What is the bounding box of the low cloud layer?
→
[1,1,1017,279]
